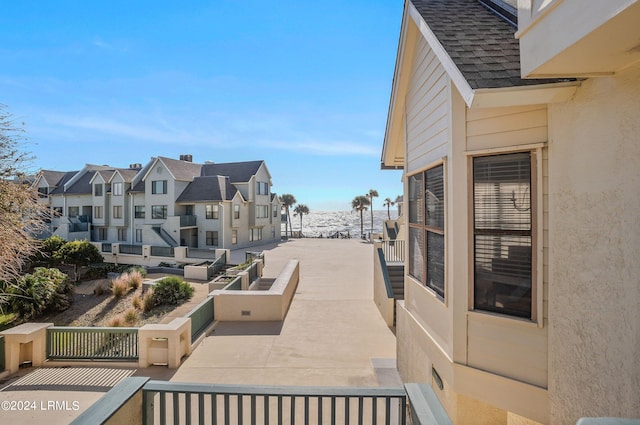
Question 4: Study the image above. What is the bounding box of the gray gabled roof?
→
[158,157,203,182]
[411,0,567,89]
[40,170,72,188]
[48,171,79,195]
[201,160,264,183]
[176,176,237,203]
[61,170,96,195]
[114,168,140,183]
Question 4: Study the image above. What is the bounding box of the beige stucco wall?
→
[547,63,640,423]
[213,260,299,322]
[372,244,395,328]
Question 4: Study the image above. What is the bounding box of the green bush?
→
[30,236,67,267]
[8,267,72,319]
[56,240,103,282]
[152,276,194,306]
[125,266,147,278]
[142,290,155,312]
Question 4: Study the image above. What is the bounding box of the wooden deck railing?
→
[46,327,139,361]
[142,381,407,425]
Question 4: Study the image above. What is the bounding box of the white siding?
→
[466,105,547,151]
[465,104,549,389]
[406,36,450,174]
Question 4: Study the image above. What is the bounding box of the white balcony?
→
[516,0,640,78]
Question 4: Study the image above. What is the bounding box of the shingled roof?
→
[60,170,97,195]
[201,160,264,183]
[48,171,80,195]
[40,170,73,188]
[411,0,566,89]
[158,157,203,182]
[176,176,237,203]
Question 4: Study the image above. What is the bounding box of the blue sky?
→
[0,0,403,211]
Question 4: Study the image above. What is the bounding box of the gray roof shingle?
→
[176,176,237,203]
[201,160,264,183]
[411,0,567,89]
[62,171,96,195]
[158,157,203,182]
[40,170,72,188]
[48,171,80,195]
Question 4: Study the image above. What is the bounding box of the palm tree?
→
[383,197,395,220]
[279,194,297,238]
[352,195,370,239]
[293,204,310,238]
[395,195,403,217]
[366,189,379,238]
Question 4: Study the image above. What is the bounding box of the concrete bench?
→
[212,259,300,321]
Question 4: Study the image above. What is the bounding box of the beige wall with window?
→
[396,39,551,421]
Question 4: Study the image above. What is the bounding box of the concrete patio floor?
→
[0,238,399,423]
[171,238,401,388]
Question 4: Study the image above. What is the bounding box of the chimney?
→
[218,176,228,200]
[179,154,193,162]
[129,163,142,169]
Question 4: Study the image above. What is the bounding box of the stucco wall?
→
[547,63,640,423]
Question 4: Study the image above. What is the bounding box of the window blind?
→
[473,153,532,318]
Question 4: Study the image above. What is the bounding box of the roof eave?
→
[469,80,581,108]
[382,1,415,170]
[407,1,475,106]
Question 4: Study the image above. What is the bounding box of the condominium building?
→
[34,155,282,253]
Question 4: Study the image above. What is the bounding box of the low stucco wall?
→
[212,260,299,321]
[373,244,395,328]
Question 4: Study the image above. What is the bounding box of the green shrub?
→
[152,276,194,306]
[142,290,155,312]
[125,266,147,278]
[31,236,66,267]
[8,267,71,319]
[55,240,103,282]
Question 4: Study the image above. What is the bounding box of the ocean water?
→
[283,209,400,239]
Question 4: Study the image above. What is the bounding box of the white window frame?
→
[112,182,123,196]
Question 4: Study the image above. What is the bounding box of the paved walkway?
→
[171,238,400,387]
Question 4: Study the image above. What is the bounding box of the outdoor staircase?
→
[387,264,405,301]
[386,224,397,240]
[385,263,404,330]
[152,226,179,247]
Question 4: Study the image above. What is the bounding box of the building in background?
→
[34,155,282,255]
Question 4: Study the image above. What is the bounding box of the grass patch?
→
[0,312,17,331]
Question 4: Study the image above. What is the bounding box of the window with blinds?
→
[473,152,532,318]
[408,164,445,298]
